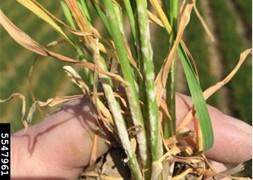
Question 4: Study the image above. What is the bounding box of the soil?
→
[80,148,131,180]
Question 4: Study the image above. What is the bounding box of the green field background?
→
[0,0,252,176]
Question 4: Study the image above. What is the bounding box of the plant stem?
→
[135,0,163,177]
[122,0,137,42]
[165,0,179,137]
[80,2,143,178]
[103,0,148,171]
[99,57,143,180]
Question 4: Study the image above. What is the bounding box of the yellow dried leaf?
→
[193,4,215,42]
[65,0,90,33]
[203,48,252,99]
[96,99,113,125]
[156,0,194,104]
[150,0,172,33]
[114,93,127,108]
[46,95,84,107]
[63,66,90,94]
[26,95,83,124]
[148,11,164,27]
[160,98,171,119]
[64,0,94,47]
[17,0,72,43]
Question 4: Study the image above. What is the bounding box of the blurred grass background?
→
[0,0,252,176]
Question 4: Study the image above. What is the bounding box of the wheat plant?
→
[0,0,251,179]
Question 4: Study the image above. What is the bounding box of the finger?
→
[176,93,252,163]
[11,97,109,179]
[205,110,252,163]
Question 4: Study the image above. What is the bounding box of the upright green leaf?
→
[136,0,162,175]
[178,44,214,150]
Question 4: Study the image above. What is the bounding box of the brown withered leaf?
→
[0,93,27,128]
[155,0,194,104]
[193,4,215,42]
[26,95,83,125]
[203,48,252,99]
[0,10,126,84]
[148,11,164,27]
[63,66,90,95]
[64,0,94,47]
[0,10,48,56]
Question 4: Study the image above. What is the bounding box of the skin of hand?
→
[11,94,252,179]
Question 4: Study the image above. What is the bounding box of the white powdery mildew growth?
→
[146,71,155,81]
[136,0,162,163]
[126,91,148,161]
[142,47,150,61]
[146,72,156,102]
[107,89,131,150]
[148,88,156,102]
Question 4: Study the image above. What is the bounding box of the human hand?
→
[11,94,252,179]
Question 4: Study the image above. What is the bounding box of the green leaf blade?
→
[178,44,214,150]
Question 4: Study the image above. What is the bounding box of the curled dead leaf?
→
[0,93,27,128]
[63,66,90,94]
